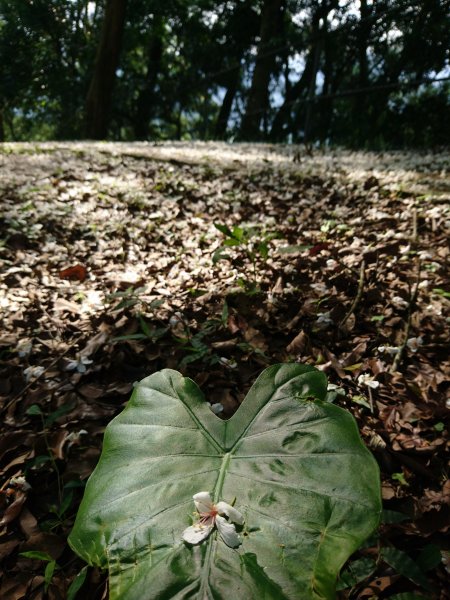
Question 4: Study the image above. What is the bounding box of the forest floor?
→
[0,142,449,599]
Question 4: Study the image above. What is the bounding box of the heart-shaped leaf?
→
[69,364,381,599]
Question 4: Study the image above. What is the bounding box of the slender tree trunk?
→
[270,43,315,141]
[85,0,127,139]
[270,1,336,142]
[303,38,322,142]
[214,65,241,139]
[133,16,164,140]
[291,1,338,142]
[355,0,370,144]
[239,0,284,140]
[0,109,4,142]
[317,18,334,142]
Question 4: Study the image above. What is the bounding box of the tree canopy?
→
[0,0,449,147]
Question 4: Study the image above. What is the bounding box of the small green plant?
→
[25,404,83,531]
[213,223,280,286]
[106,286,154,312]
[171,315,224,367]
[69,364,381,600]
[109,293,168,343]
[19,551,59,592]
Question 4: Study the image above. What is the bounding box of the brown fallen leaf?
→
[244,326,268,352]
[19,507,39,538]
[58,264,87,282]
[0,574,29,600]
[20,531,65,560]
[227,313,247,335]
[286,330,310,354]
[210,338,238,351]
[0,489,27,527]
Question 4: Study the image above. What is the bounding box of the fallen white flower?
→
[392,296,409,309]
[10,476,31,491]
[316,311,333,329]
[378,345,399,355]
[182,491,244,548]
[406,336,423,352]
[16,339,32,357]
[357,373,380,389]
[23,365,45,382]
[66,355,93,373]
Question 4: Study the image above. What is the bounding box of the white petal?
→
[193,492,214,514]
[216,501,244,525]
[216,515,241,548]
[182,523,213,545]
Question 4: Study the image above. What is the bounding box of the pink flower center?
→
[199,506,218,525]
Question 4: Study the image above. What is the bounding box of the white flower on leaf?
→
[182,492,244,548]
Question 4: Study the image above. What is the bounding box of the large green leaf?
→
[68,364,381,600]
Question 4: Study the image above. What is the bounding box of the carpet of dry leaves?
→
[0,142,449,599]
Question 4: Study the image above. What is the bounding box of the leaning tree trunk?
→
[85,0,127,139]
[270,51,314,141]
[239,0,284,140]
[214,63,241,139]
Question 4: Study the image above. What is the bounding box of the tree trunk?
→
[133,16,164,140]
[214,65,241,139]
[354,0,371,144]
[316,17,334,143]
[0,109,4,142]
[270,1,336,142]
[85,0,127,139]
[303,38,322,142]
[239,0,284,140]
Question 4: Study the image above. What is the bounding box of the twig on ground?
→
[340,259,366,328]
[411,207,418,242]
[390,260,421,373]
[0,334,84,416]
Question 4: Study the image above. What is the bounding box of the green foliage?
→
[213,222,279,286]
[336,557,377,590]
[381,547,433,592]
[0,0,448,144]
[69,364,381,599]
[67,566,88,600]
[19,551,59,592]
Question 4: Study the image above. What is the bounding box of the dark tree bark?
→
[0,109,4,142]
[133,16,164,140]
[239,0,285,140]
[270,1,336,142]
[303,36,322,142]
[316,17,335,142]
[214,64,241,139]
[353,0,371,143]
[85,0,127,139]
[269,38,317,141]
